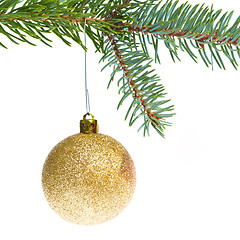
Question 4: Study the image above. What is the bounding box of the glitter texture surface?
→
[42,133,136,225]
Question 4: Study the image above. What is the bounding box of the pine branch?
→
[100,33,174,137]
[1,0,240,137]
[125,0,240,69]
[0,0,124,49]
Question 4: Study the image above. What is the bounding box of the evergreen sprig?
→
[100,34,174,137]
[126,0,240,69]
[0,0,240,137]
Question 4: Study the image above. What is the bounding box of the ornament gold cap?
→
[80,113,98,134]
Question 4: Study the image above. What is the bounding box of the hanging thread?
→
[84,18,91,113]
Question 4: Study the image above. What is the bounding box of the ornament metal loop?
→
[80,113,98,134]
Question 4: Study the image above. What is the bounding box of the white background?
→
[1,0,240,239]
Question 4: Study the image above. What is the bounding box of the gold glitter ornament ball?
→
[42,114,136,225]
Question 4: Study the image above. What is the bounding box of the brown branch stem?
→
[0,15,106,23]
[127,25,239,47]
[1,10,238,47]
[106,34,161,126]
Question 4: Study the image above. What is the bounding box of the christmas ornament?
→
[42,113,136,225]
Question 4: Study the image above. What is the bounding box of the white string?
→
[84,18,90,113]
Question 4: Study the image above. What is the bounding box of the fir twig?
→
[1,0,240,136]
[101,34,174,137]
